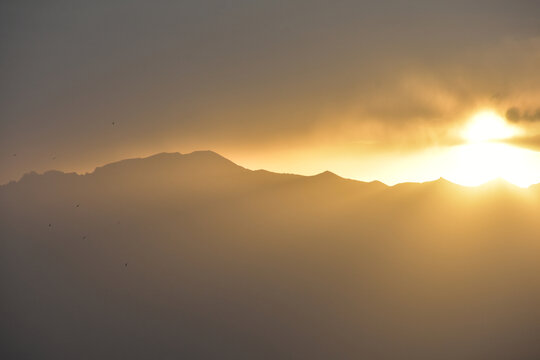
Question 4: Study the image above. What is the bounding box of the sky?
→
[1,0,540,186]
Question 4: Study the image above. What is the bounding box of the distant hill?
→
[2,151,540,359]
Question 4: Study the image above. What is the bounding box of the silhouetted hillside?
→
[1,151,540,359]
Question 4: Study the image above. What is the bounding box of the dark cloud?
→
[506,107,540,123]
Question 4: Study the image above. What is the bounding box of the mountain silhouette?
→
[1,151,540,359]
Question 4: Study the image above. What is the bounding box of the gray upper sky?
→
[1,0,539,184]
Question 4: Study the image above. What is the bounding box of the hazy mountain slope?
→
[1,151,540,359]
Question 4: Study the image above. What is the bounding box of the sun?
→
[443,110,537,188]
[461,110,518,143]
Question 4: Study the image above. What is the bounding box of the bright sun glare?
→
[444,110,537,188]
[461,111,518,143]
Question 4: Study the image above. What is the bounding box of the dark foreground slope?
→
[2,151,540,359]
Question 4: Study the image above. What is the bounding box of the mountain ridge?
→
[2,150,537,192]
[2,151,540,360]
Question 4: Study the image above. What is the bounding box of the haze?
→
[2,151,540,359]
[2,1,540,359]
[2,0,540,186]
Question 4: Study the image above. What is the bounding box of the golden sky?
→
[1,0,540,186]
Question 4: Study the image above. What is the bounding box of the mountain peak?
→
[431,177,460,188]
[313,170,341,179]
[92,150,243,176]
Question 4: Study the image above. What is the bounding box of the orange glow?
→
[443,142,539,188]
[232,111,540,189]
[461,111,520,143]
